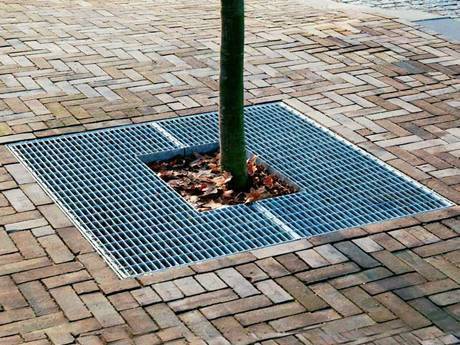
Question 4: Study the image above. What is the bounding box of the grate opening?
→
[8,102,453,277]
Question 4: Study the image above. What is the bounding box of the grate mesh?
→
[9,103,452,277]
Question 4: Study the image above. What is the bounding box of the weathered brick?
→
[372,251,413,274]
[130,287,161,306]
[81,292,125,327]
[200,294,272,320]
[195,272,226,291]
[38,234,75,263]
[153,281,184,301]
[168,288,237,313]
[309,283,361,316]
[330,267,393,290]
[217,268,259,297]
[120,308,158,335]
[255,280,293,303]
[10,231,45,259]
[0,276,28,310]
[108,292,139,311]
[334,241,380,268]
[50,286,91,321]
[235,301,305,326]
[274,253,309,273]
[375,292,431,328]
[146,303,182,329]
[396,250,446,281]
[342,286,396,322]
[19,281,58,316]
[255,257,290,278]
[173,277,205,296]
[269,309,340,332]
[296,262,360,283]
[363,272,427,295]
[395,278,458,300]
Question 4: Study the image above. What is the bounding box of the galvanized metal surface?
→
[9,103,452,277]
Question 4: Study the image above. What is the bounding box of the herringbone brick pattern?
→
[0,0,459,344]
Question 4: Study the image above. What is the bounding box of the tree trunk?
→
[219,0,248,191]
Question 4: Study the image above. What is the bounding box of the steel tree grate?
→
[8,103,453,277]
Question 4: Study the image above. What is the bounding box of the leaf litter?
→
[148,151,297,211]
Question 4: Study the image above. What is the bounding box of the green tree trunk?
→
[219,0,249,191]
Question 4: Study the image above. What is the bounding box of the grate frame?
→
[8,102,453,278]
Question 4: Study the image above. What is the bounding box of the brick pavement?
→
[333,0,460,19]
[0,0,460,344]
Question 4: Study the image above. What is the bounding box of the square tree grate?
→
[8,103,452,277]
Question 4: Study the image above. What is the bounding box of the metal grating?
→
[9,102,453,277]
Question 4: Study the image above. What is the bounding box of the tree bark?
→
[219,0,249,191]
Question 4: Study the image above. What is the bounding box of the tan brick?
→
[50,286,91,321]
[81,292,125,327]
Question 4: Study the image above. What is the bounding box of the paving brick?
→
[5,164,35,184]
[200,294,272,320]
[1,257,51,277]
[153,281,184,301]
[212,316,256,345]
[50,286,91,321]
[255,257,290,278]
[20,184,52,206]
[270,308,340,332]
[275,276,328,313]
[334,241,380,268]
[314,244,348,264]
[108,292,139,311]
[363,272,427,295]
[429,290,460,306]
[37,235,75,263]
[37,205,73,229]
[173,277,205,296]
[0,276,28,310]
[3,189,35,212]
[296,262,361,283]
[342,286,396,322]
[235,301,305,326]
[168,289,237,313]
[425,257,460,284]
[195,273,227,291]
[310,283,361,316]
[9,231,45,259]
[409,298,459,333]
[19,281,58,316]
[255,280,293,303]
[371,251,413,274]
[56,227,94,255]
[369,233,406,252]
[217,268,259,297]
[274,253,310,273]
[42,270,92,289]
[179,310,229,344]
[146,303,182,329]
[395,278,458,300]
[130,287,161,306]
[235,263,269,282]
[12,261,83,284]
[0,230,17,255]
[414,238,460,258]
[321,314,376,333]
[329,267,393,290]
[396,250,447,281]
[81,292,125,327]
[375,292,431,328]
[120,307,158,335]
[297,249,330,268]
